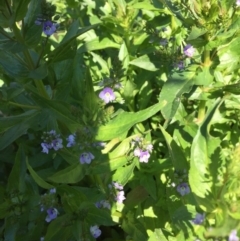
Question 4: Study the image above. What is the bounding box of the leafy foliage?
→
[0,0,240,240]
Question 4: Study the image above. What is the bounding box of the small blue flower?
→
[41,130,63,154]
[160,38,168,46]
[99,87,115,104]
[49,188,56,194]
[192,213,205,225]
[66,134,76,147]
[45,208,58,222]
[229,230,239,241]
[79,152,95,164]
[95,200,111,209]
[177,182,190,196]
[43,20,57,36]
[90,225,101,239]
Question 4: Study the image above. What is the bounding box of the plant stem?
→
[8,101,41,110]
[12,23,50,99]
[197,100,206,123]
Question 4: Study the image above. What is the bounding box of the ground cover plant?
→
[1,0,240,240]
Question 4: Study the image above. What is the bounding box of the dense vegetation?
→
[1,0,240,240]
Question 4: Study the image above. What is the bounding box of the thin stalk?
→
[4,0,12,15]
[197,100,206,123]
[35,36,49,68]
[12,23,50,99]
[8,101,41,110]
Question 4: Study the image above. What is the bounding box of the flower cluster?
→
[39,188,58,223]
[172,169,191,196]
[66,134,76,147]
[192,213,205,225]
[95,200,111,210]
[184,44,195,58]
[90,225,101,239]
[99,87,116,104]
[41,130,63,154]
[237,0,240,7]
[109,181,126,204]
[229,230,239,241]
[132,137,153,163]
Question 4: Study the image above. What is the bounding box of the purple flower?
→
[160,38,168,46]
[41,130,63,154]
[115,191,126,204]
[184,44,195,57]
[146,144,153,152]
[99,87,115,104]
[176,182,190,196]
[50,138,63,151]
[134,148,141,157]
[43,21,57,36]
[192,213,205,225]
[79,152,95,164]
[139,150,150,163]
[229,230,239,241]
[112,181,123,190]
[45,208,58,222]
[90,225,101,239]
[174,60,184,70]
[35,18,42,26]
[237,0,240,6]
[95,200,111,209]
[41,143,50,154]
[66,134,76,147]
[49,188,56,194]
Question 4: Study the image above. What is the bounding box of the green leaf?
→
[90,155,128,174]
[45,214,72,241]
[125,186,149,208]
[48,163,85,184]
[159,72,195,120]
[23,0,42,47]
[149,229,168,241]
[113,160,136,185]
[0,110,38,133]
[187,26,207,41]
[189,98,224,198]
[31,95,81,132]
[86,207,115,226]
[194,66,214,86]
[26,158,54,189]
[13,0,31,21]
[78,37,119,54]
[140,174,157,200]
[0,111,41,151]
[130,55,158,71]
[118,41,129,69]
[49,23,99,63]
[29,64,48,79]
[0,51,28,78]
[159,125,188,169]
[95,101,166,141]
[7,145,26,192]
